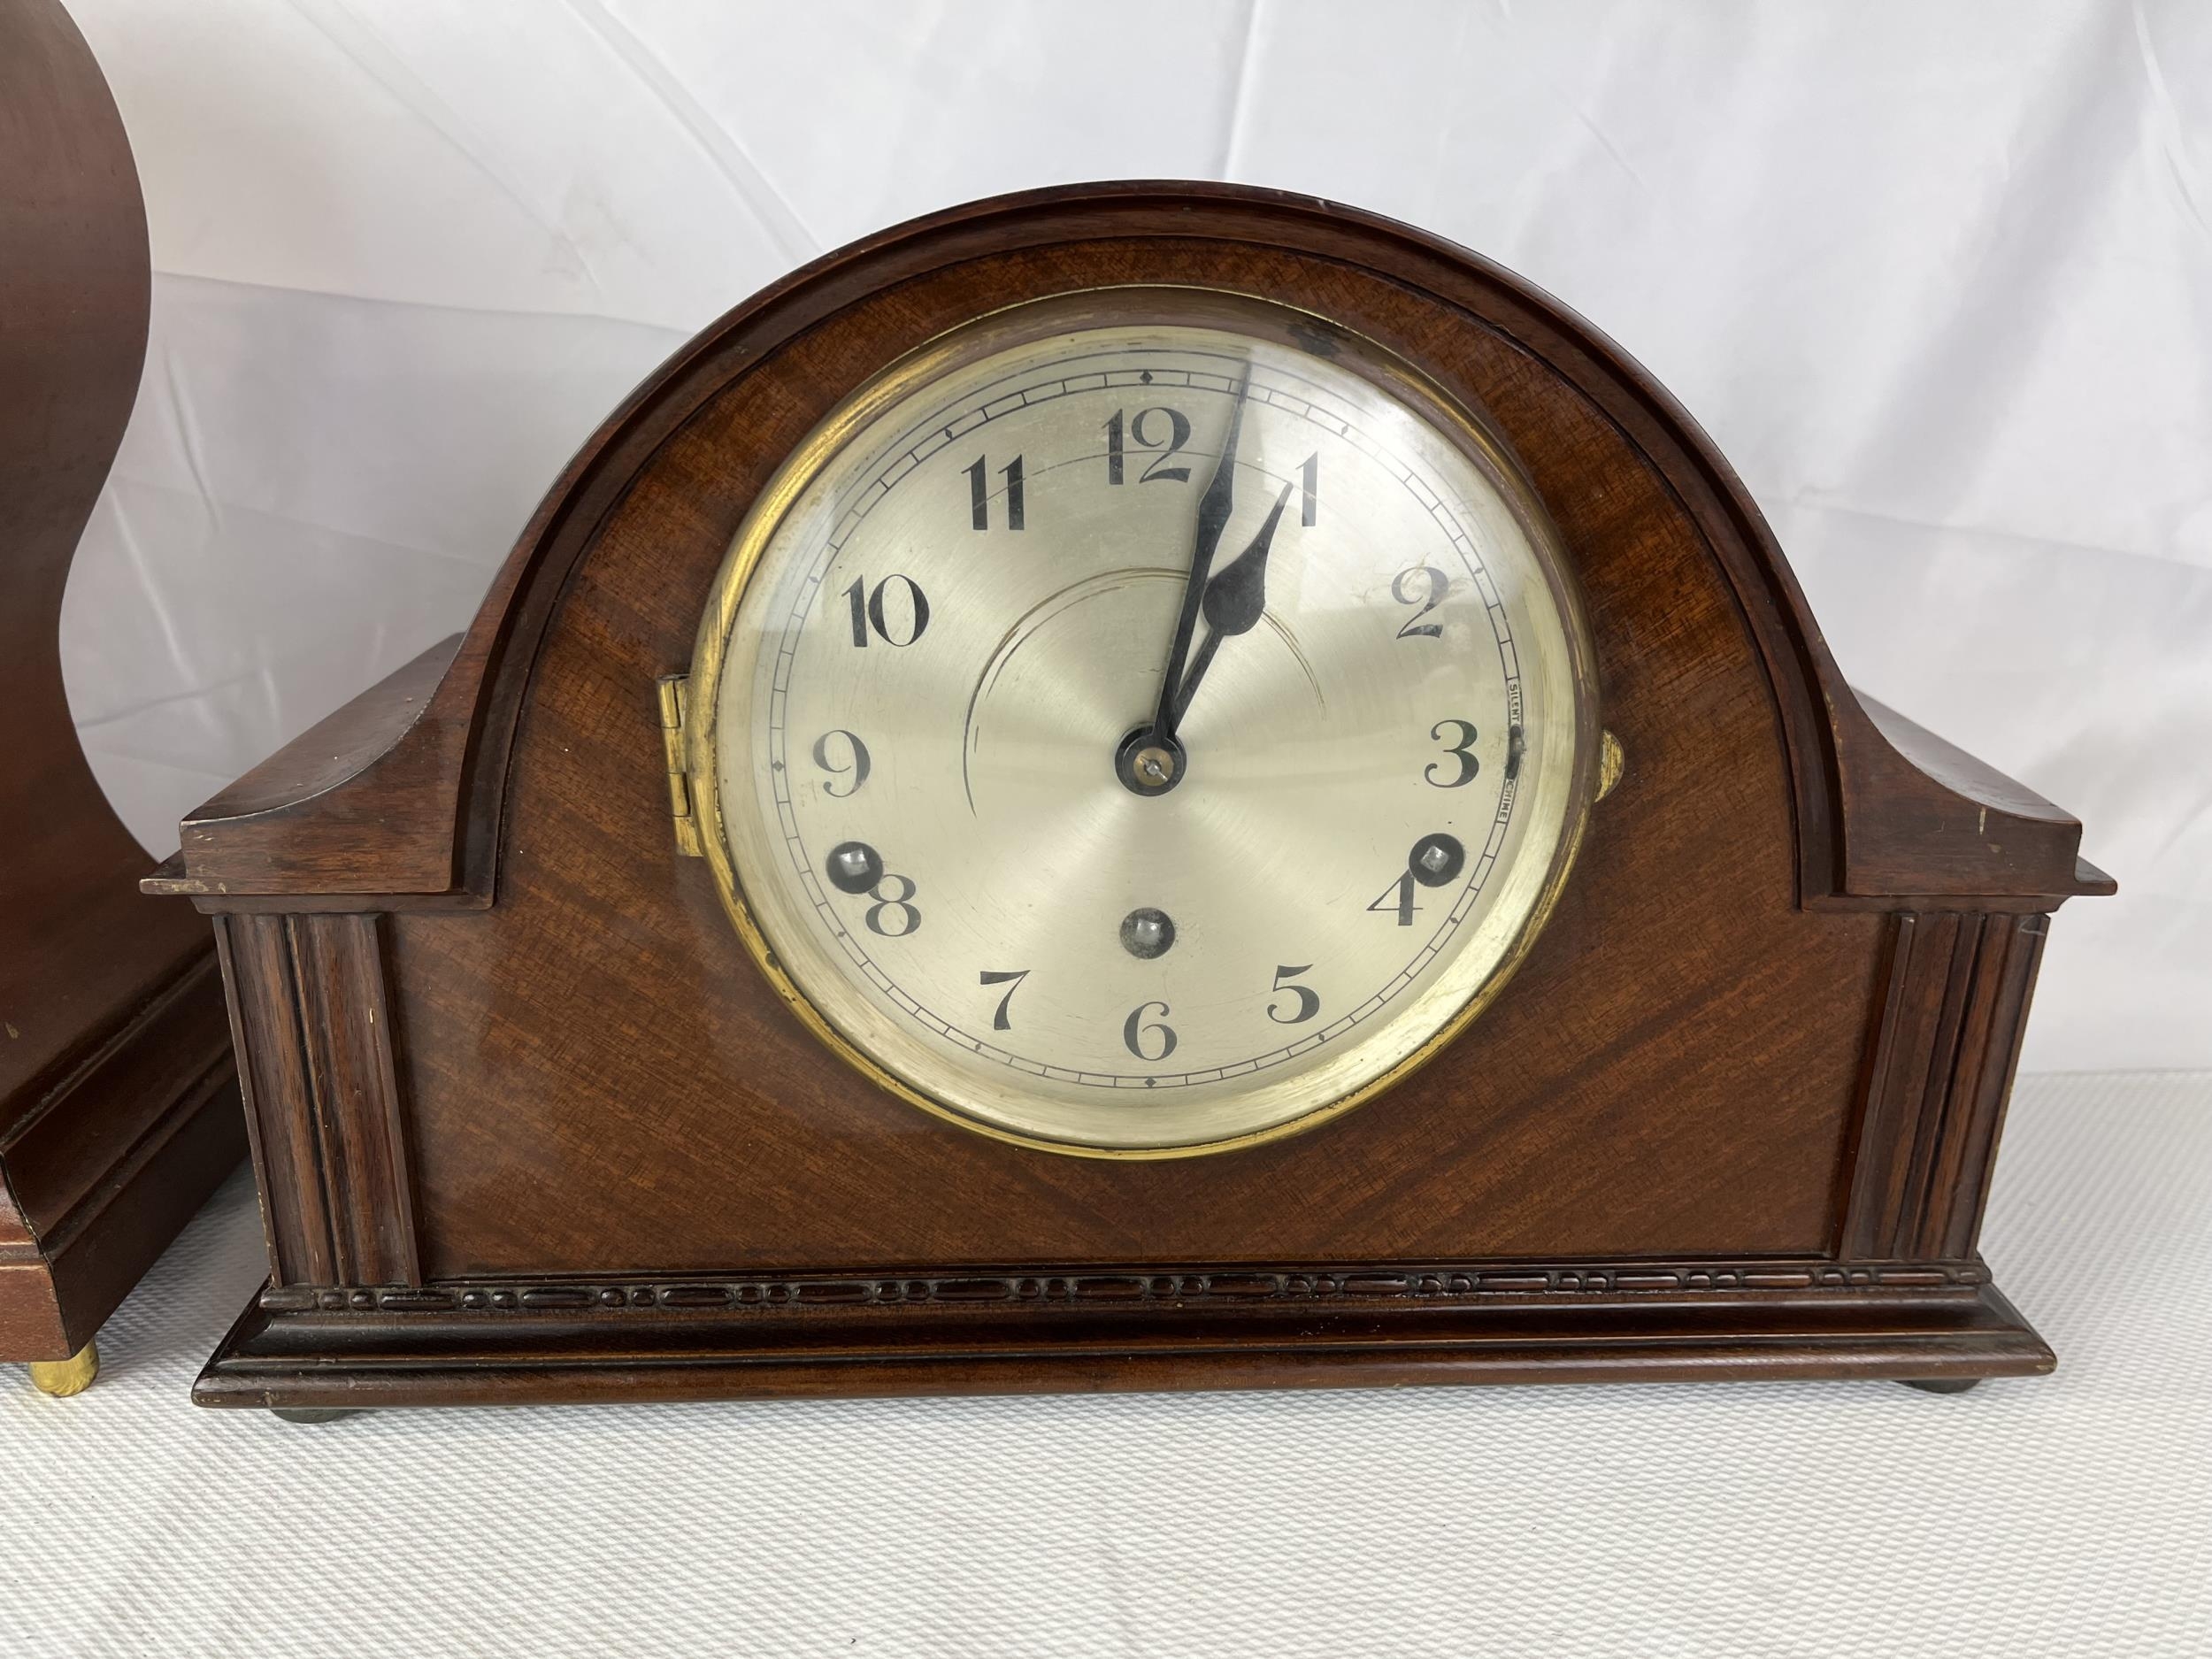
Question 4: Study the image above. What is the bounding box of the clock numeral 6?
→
[843,573,930,647]
[1266,964,1320,1025]
[1122,1000,1178,1062]
[1392,565,1448,640]
[810,729,871,797]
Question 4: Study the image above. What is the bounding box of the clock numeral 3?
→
[1104,406,1193,485]
[1425,718,1479,788]
[1266,964,1320,1025]
[964,454,1025,529]
[1392,565,1448,640]
[843,574,930,647]
[979,968,1030,1032]
[1122,1000,1178,1062]
[864,873,922,937]
[810,729,871,796]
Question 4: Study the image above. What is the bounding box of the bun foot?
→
[1901,1377,1981,1395]
[271,1406,362,1425]
[27,1340,99,1397]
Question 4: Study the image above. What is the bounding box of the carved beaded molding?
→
[261,1260,1990,1316]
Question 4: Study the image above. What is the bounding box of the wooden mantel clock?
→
[147,183,2111,1413]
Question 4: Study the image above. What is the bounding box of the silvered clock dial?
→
[686,289,1597,1155]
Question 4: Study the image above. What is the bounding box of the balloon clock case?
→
[150,184,2111,1413]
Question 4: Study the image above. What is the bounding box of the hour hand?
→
[1175,480,1296,725]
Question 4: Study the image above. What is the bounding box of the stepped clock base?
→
[192,1269,2052,1410]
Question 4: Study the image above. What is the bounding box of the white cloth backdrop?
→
[58,0,2212,1071]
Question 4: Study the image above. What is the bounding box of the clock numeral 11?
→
[965,454,1024,530]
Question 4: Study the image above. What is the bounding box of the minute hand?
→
[1173,479,1296,727]
[1151,373,1251,744]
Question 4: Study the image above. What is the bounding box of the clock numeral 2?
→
[843,574,930,648]
[1123,1000,1177,1062]
[1104,406,1193,485]
[1392,565,1448,639]
[965,454,1025,529]
[979,968,1029,1032]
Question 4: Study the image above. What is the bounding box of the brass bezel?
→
[684,286,1602,1159]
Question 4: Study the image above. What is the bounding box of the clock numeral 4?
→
[1104,406,1193,485]
[965,454,1025,530]
[843,574,930,648]
[1122,1000,1177,1062]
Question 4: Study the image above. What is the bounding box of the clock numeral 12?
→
[1104,406,1193,485]
[965,454,1025,530]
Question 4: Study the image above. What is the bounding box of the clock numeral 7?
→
[979,968,1030,1032]
[965,454,1025,530]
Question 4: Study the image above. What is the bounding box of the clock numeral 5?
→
[1266,964,1320,1025]
[843,574,930,647]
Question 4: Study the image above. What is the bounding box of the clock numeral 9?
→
[1392,565,1449,640]
[964,454,1025,530]
[810,729,871,797]
[843,573,930,648]
[1104,406,1193,485]
[1122,1000,1178,1062]
[1266,964,1320,1025]
[1425,719,1479,788]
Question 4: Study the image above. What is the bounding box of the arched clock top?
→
[155,181,2108,914]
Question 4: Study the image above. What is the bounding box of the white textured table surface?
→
[4,1071,2207,1657]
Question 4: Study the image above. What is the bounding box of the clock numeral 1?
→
[1104,406,1193,485]
[1122,1000,1177,1062]
[1300,450,1318,526]
[965,453,1025,529]
[979,968,1030,1032]
[843,574,930,648]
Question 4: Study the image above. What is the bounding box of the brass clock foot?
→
[1901,1377,1981,1395]
[271,1406,362,1425]
[27,1340,99,1397]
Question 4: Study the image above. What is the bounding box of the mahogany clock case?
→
[148,182,2111,1410]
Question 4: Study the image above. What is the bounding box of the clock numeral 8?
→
[1122,1000,1177,1062]
[864,873,921,937]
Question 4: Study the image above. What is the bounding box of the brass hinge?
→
[657,673,703,857]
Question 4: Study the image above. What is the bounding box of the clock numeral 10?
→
[843,574,930,647]
[965,454,1025,530]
